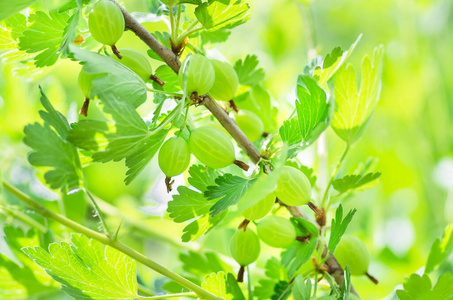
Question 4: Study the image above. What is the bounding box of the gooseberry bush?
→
[0,0,452,300]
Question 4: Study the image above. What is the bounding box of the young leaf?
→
[308,34,362,86]
[23,234,138,300]
[201,272,232,300]
[338,265,352,300]
[396,272,453,300]
[195,0,250,32]
[234,54,265,86]
[67,94,168,185]
[69,45,147,109]
[291,275,311,300]
[0,0,37,21]
[18,11,71,67]
[279,75,332,156]
[328,204,357,255]
[332,172,381,194]
[425,224,453,274]
[281,218,319,277]
[24,88,83,193]
[205,174,256,216]
[332,46,384,144]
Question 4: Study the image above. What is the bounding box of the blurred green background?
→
[1,0,453,299]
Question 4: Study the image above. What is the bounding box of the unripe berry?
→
[334,235,370,276]
[234,110,264,142]
[189,126,235,169]
[257,215,296,248]
[275,166,311,206]
[229,229,260,266]
[209,59,238,101]
[179,54,215,96]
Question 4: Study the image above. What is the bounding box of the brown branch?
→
[110,1,357,297]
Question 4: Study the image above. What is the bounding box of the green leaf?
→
[181,209,227,242]
[18,11,71,67]
[0,226,56,299]
[187,164,219,193]
[200,28,231,45]
[254,257,287,300]
[271,281,291,300]
[233,54,265,86]
[312,34,361,86]
[59,9,82,56]
[292,275,311,300]
[23,88,82,192]
[0,0,37,21]
[281,218,319,277]
[279,75,332,155]
[67,94,168,185]
[226,272,246,300]
[152,65,181,92]
[167,165,224,242]
[339,265,352,300]
[201,272,232,300]
[161,0,202,5]
[332,172,381,194]
[69,45,147,109]
[205,174,255,216]
[328,205,357,255]
[425,224,453,274]
[168,186,211,223]
[147,31,171,62]
[332,46,384,144]
[23,234,138,300]
[195,0,250,32]
[179,251,231,278]
[234,85,277,132]
[396,272,453,300]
